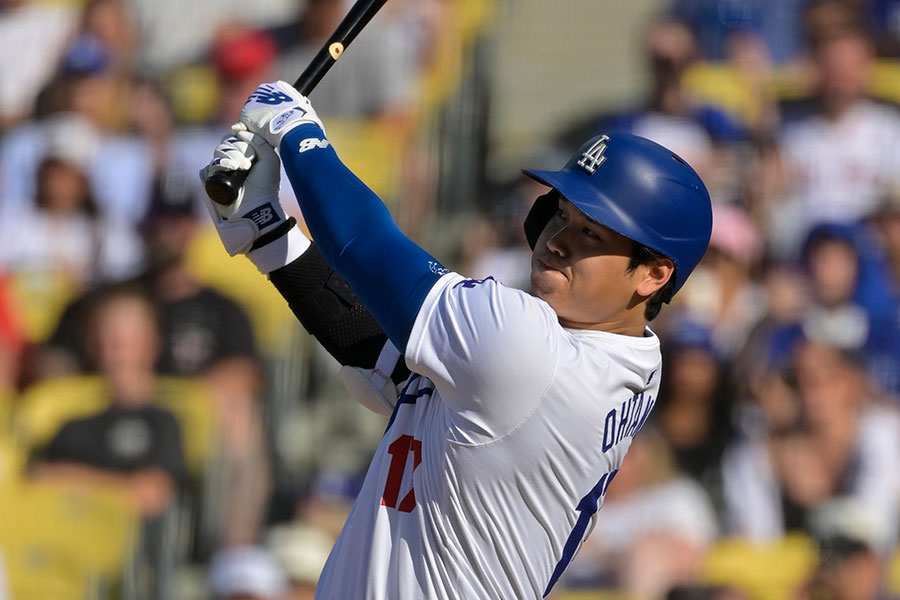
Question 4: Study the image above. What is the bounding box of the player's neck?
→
[558,311,648,337]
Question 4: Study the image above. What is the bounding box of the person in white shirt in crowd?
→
[773,25,900,256]
[0,113,142,305]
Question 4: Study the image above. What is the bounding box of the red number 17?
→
[382,434,422,512]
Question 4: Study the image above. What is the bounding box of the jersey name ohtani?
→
[602,390,655,452]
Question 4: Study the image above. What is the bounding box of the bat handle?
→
[205,168,249,206]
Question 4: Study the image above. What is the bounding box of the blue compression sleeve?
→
[279,125,445,352]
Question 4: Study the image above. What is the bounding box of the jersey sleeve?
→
[405,273,562,439]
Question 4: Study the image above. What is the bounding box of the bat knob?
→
[205,169,249,205]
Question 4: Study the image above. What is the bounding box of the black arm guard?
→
[269,244,410,385]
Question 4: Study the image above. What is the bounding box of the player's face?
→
[530,198,662,335]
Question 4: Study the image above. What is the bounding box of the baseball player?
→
[201,80,712,599]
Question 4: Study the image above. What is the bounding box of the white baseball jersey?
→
[314,273,662,599]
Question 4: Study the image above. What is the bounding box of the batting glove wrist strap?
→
[250,217,297,251]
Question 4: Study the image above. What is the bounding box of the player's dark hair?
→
[628,243,675,321]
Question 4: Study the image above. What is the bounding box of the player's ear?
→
[635,257,674,297]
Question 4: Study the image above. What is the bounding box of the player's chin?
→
[531,268,566,303]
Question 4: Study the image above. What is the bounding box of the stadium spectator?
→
[803,1,866,54]
[570,17,747,202]
[42,173,270,546]
[0,113,142,283]
[799,223,900,395]
[0,20,176,227]
[29,289,187,519]
[655,321,734,497]
[0,113,143,343]
[672,202,766,359]
[799,499,888,600]
[670,0,808,65]
[722,337,900,553]
[773,26,900,254]
[79,0,140,77]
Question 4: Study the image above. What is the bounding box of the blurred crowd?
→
[1,0,900,599]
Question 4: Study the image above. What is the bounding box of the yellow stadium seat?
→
[0,480,139,600]
[871,60,900,107]
[682,63,771,128]
[12,376,108,453]
[0,391,23,488]
[0,390,12,432]
[702,535,818,600]
[163,65,221,125]
[684,59,900,129]
[152,376,217,477]
[0,436,24,489]
[184,228,299,355]
[328,119,409,201]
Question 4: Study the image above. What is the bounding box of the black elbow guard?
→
[269,244,388,368]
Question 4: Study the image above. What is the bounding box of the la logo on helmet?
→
[577,135,610,175]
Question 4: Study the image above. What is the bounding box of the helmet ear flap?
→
[524,191,559,250]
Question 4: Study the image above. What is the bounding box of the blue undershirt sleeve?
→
[278,124,445,352]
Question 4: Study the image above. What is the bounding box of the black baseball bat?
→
[204,0,390,205]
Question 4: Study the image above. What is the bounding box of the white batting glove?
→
[200,125,310,273]
[238,80,326,149]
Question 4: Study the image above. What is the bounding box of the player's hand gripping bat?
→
[204,0,389,206]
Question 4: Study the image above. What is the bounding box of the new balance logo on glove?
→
[246,85,294,105]
[244,204,277,228]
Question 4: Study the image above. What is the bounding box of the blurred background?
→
[2,0,900,598]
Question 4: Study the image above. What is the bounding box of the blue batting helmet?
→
[522,133,712,299]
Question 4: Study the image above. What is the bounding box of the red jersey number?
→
[382,434,422,512]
